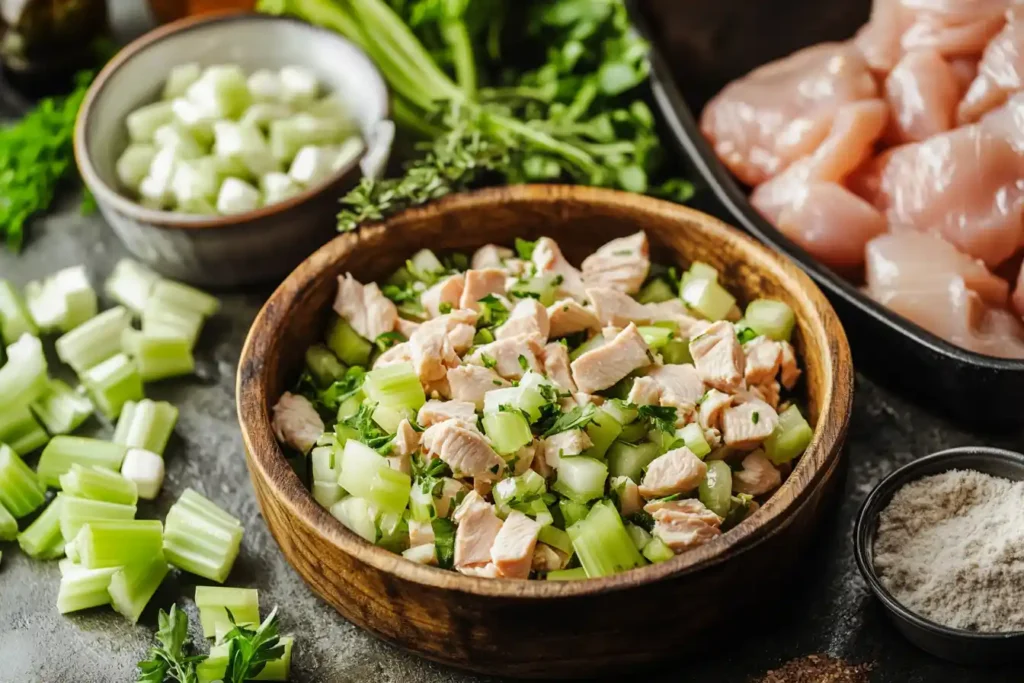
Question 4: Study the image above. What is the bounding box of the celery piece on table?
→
[196,641,231,683]
[59,495,137,542]
[112,399,179,456]
[77,519,164,568]
[567,500,645,578]
[57,564,118,613]
[195,586,260,637]
[80,353,144,419]
[30,379,94,435]
[0,333,48,411]
[142,298,205,349]
[18,494,65,559]
[0,443,46,518]
[105,259,162,315]
[163,488,243,583]
[122,328,196,382]
[108,554,170,623]
[59,463,138,505]
[0,280,38,344]
[24,266,98,333]
[149,280,220,318]
[54,306,131,373]
[0,404,49,455]
[37,436,128,488]
[0,500,17,540]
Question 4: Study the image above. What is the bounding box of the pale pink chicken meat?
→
[408,317,461,386]
[373,341,413,369]
[580,232,650,294]
[900,1,1008,57]
[547,299,601,338]
[627,376,660,406]
[721,399,780,449]
[645,364,706,420]
[743,337,783,385]
[542,342,578,393]
[532,237,587,302]
[447,365,509,408]
[466,335,544,380]
[646,498,723,554]
[638,447,708,499]
[689,321,746,393]
[422,421,505,480]
[453,491,504,570]
[496,298,550,340]
[959,12,1024,123]
[643,300,705,338]
[391,418,421,457]
[698,389,733,433]
[612,476,643,517]
[421,274,465,318]
[271,392,324,454]
[333,274,398,341]
[570,323,652,393]
[885,48,960,142]
[471,244,514,270]
[417,399,478,429]
[460,269,507,311]
[733,451,783,496]
[587,287,652,327]
[532,544,569,572]
[536,429,592,474]
[779,341,803,390]
[490,510,542,579]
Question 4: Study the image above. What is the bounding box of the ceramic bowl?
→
[74,11,391,287]
[236,185,854,678]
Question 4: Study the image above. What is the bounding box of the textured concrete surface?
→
[1,195,1023,683]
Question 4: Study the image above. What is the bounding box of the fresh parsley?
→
[752,411,760,425]
[540,403,597,437]
[514,237,537,261]
[736,327,758,344]
[476,294,509,329]
[297,366,366,421]
[438,301,453,314]
[220,608,286,683]
[343,401,394,452]
[517,354,530,371]
[431,517,457,569]
[637,404,677,434]
[480,353,498,369]
[375,331,406,352]
[137,605,203,683]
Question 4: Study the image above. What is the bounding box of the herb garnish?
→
[438,301,453,314]
[540,403,597,437]
[137,605,203,683]
[476,294,509,328]
[480,353,497,369]
[343,402,394,452]
[637,404,677,434]
[514,238,537,261]
[736,327,758,344]
[431,518,457,569]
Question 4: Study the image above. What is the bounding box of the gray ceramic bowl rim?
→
[73,10,389,231]
[854,446,1024,641]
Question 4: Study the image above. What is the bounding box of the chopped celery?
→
[252,636,294,681]
[538,525,573,555]
[186,65,252,119]
[509,274,560,306]
[675,423,711,459]
[305,344,347,386]
[337,394,363,422]
[601,399,638,426]
[30,379,94,435]
[371,403,413,434]
[363,362,426,412]
[568,500,644,577]
[18,495,64,559]
[492,470,547,516]
[195,586,260,637]
[269,113,345,162]
[659,339,692,365]
[105,260,161,314]
[483,411,533,455]
[0,280,38,344]
[616,420,650,444]
[765,405,814,465]
[0,333,48,410]
[338,440,410,514]
[582,408,623,460]
[406,248,445,282]
[637,326,674,350]
[60,495,137,541]
[558,498,590,528]
[37,437,127,488]
[59,464,138,505]
[0,405,49,455]
[568,334,606,361]
[25,266,98,333]
[149,280,220,318]
[164,62,202,100]
[81,353,144,419]
[0,501,17,540]
[311,445,341,483]
[681,277,736,321]
[0,444,46,517]
[108,555,170,623]
[54,306,131,373]
[482,386,546,423]
[142,299,205,348]
[112,399,179,456]
[163,488,243,583]
[625,522,652,550]
[56,564,118,613]
[642,537,675,563]
[330,496,377,542]
[637,279,675,304]
[552,457,608,504]
[699,460,733,518]
[127,100,176,142]
[122,329,195,381]
[546,566,588,580]
[78,519,163,568]
[745,299,796,342]
[682,262,718,285]
[607,441,661,482]
[326,316,372,367]
[197,642,231,683]
[312,481,342,508]
[408,481,435,522]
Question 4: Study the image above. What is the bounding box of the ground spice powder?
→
[754,654,873,683]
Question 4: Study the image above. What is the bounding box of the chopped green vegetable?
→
[0,444,46,518]
[637,326,673,350]
[0,280,38,343]
[59,463,138,505]
[122,329,196,382]
[112,399,179,456]
[675,423,711,459]
[764,405,813,465]
[142,299,205,349]
[30,379,93,435]
[567,500,645,577]
[18,495,65,559]
[59,495,137,542]
[54,306,131,373]
[57,563,118,614]
[105,259,161,314]
[641,536,674,563]
[137,604,204,682]
[483,410,533,455]
[326,316,373,367]
[681,277,736,321]
[0,333,49,411]
[149,280,220,318]
[77,519,164,568]
[0,501,17,540]
[558,498,590,527]
[80,353,144,419]
[363,362,426,412]
[607,441,660,482]
[24,266,98,333]
[546,566,588,580]
[636,278,675,304]
[745,299,796,342]
[195,586,260,638]
[431,517,457,569]
[659,339,692,364]
[163,488,243,583]
[581,408,623,460]
[108,555,170,623]
[330,495,377,542]
[552,457,608,504]
[541,403,597,438]
[338,440,411,514]
[699,460,733,519]
[305,344,348,387]
[537,524,573,555]
[37,436,127,488]
[0,405,49,455]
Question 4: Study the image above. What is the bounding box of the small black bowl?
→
[853,446,1024,665]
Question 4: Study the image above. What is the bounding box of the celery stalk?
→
[78,519,164,568]
[492,470,547,516]
[112,399,179,455]
[765,405,813,465]
[558,498,590,528]
[552,457,608,504]
[80,353,144,419]
[195,586,259,637]
[149,280,220,317]
[659,339,692,364]
[57,564,118,613]
[54,306,131,373]
[567,500,644,577]
[482,385,546,422]
[675,423,711,459]
[105,259,161,314]
[482,411,532,455]
[25,266,98,333]
[18,495,65,559]
[338,440,411,514]
[325,316,372,367]
[606,441,661,482]
[163,488,243,583]
[197,642,231,682]
[363,362,426,411]
[108,555,169,623]
[582,408,623,460]
[745,299,796,342]
[0,444,46,517]
[0,280,38,344]
[37,437,128,488]
[305,344,347,386]
[642,537,674,563]
[0,501,17,540]
[142,300,205,348]
[537,525,573,555]
[30,379,94,435]
[59,495,137,541]
[252,636,294,681]
[58,464,138,505]
[122,329,196,381]
[637,279,675,304]
[0,333,49,411]
[698,460,732,519]
[637,326,673,350]
[330,495,377,542]
[681,277,735,321]
[546,566,588,580]
[0,404,49,455]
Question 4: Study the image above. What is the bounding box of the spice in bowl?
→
[873,469,1024,633]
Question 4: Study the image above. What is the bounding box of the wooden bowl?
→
[236,185,854,679]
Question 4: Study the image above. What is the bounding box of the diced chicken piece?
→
[459,563,501,578]
[547,299,601,338]
[638,447,708,499]
[958,13,1024,123]
[532,237,587,302]
[542,342,577,392]
[402,544,438,566]
[395,317,421,338]
[417,399,478,429]
[885,49,959,143]
[447,365,510,408]
[700,42,878,186]
[900,3,1007,58]
[453,491,504,569]
[721,400,779,449]
[497,298,550,340]
[574,392,603,407]
[386,452,411,476]
[744,337,783,385]
[472,244,514,270]
[333,273,398,341]
[409,318,460,385]
[423,421,504,480]
[373,341,413,369]
[459,269,507,311]
[643,300,705,338]
[581,232,650,294]
[647,498,723,553]
[473,477,493,498]
[466,335,544,380]
[698,388,733,432]
[627,376,661,406]
[392,419,421,456]
[532,544,569,572]
[689,321,746,393]
[448,323,475,354]
[733,451,783,496]
[435,477,469,519]
[645,498,723,525]
[511,442,536,476]
[490,510,542,579]
[749,380,781,411]
[537,429,593,473]
[271,392,324,454]
[779,342,802,390]
[408,519,436,547]
[587,287,652,327]
[612,475,643,516]
[421,273,465,318]
[646,364,706,419]
[571,323,652,393]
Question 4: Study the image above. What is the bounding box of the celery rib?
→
[163,488,243,583]
[0,334,49,411]
[37,437,128,488]
[18,495,65,559]
[54,306,131,373]
[0,405,49,455]
[195,586,259,637]
[78,519,164,569]
[108,555,169,623]
[112,399,179,455]
[80,353,144,419]
[30,379,94,435]
[59,464,138,505]
[57,564,118,613]
[0,444,47,518]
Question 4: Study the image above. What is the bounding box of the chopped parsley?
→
[476,294,509,328]
[736,327,758,344]
[630,510,655,532]
[443,251,469,272]
[374,331,405,352]
[752,411,760,424]
[540,403,597,437]
[518,354,530,371]
[342,401,393,452]
[431,518,457,569]
[438,301,453,314]
[480,353,497,369]
[515,237,537,261]
[637,404,677,434]
[613,249,634,256]
[295,366,366,421]
[492,379,504,386]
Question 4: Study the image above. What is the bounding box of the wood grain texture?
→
[236,185,854,679]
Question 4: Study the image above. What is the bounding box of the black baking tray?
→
[630,0,1024,430]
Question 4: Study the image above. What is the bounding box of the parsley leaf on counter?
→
[136,605,203,683]
[221,608,286,683]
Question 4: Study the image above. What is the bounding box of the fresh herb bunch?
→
[257,0,694,231]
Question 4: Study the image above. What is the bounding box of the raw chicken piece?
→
[689,321,746,393]
[392,419,420,457]
[453,491,504,569]
[333,273,398,341]
[900,2,1007,57]
[612,475,643,517]
[721,400,779,449]
[490,510,542,579]
[547,299,601,337]
[417,399,478,428]
[570,323,652,393]
[885,49,960,142]
[447,365,509,408]
[743,337,783,385]
[701,43,878,186]
[423,421,504,480]
[497,299,550,340]
[580,232,650,294]
[435,478,469,519]
[638,447,708,499]
[732,451,783,496]
[587,287,652,327]
[949,57,980,91]
[532,237,587,302]
[472,244,514,270]
[466,335,545,380]
[959,13,1024,123]
[409,317,461,385]
[395,317,420,338]
[460,269,507,311]
[647,498,722,553]
[408,519,435,547]
[542,342,578,393]
[421,274,465,318]
[854,0,906,72]
[271,392,323,454]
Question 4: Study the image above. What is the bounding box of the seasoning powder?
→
[755,654,872,683]
[873,469,1024,632]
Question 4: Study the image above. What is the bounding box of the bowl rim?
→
[853,446,1024,641]
[236,184,854,599]
[629,6,1024,373]
[73,10,389,231]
